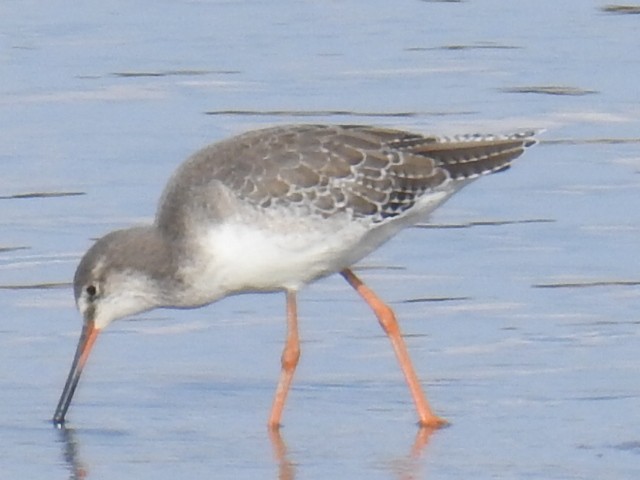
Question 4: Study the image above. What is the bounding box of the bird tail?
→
[407,130,539,180]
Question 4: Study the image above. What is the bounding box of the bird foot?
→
[418,415,450,430]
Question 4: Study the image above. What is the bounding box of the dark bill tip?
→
[52,320,99,426]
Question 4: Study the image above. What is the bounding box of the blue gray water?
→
[1,0,639,478]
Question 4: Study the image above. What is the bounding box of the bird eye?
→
[85,285,97,297]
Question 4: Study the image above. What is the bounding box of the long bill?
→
[52,319,100,426]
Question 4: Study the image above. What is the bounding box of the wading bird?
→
[53,124,536,429]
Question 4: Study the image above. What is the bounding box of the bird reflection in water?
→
[56,426,88,480]
[56,423,434,479]
[268,426,435,480]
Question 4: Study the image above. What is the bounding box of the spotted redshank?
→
[53,124,537,428]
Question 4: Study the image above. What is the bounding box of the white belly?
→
[180,213,370,302]
[176,187,453,305]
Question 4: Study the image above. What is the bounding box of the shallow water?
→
[2,0,640,478]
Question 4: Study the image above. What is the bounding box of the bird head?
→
[53,226,172,425]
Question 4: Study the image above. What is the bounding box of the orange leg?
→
[341,268,448,428]
[268,290,301,429]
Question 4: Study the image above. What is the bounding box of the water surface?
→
[1,0,639,478]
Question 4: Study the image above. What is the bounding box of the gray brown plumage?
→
[157,124,536,232]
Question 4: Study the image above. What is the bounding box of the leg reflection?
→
[390,426,438,480]
[410,425,436,459]
[268,428,296,480]
[268,425,436,480]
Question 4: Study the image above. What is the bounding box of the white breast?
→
[175,185,455,306]
[178,211,369,303]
